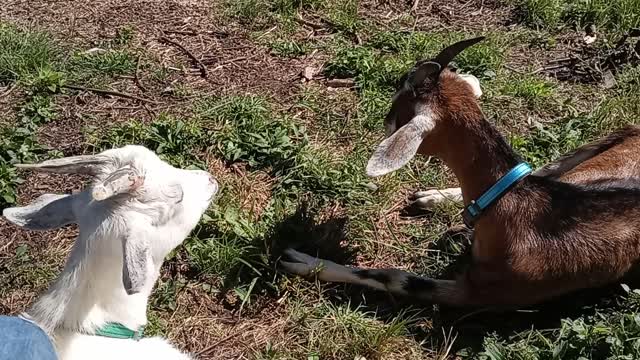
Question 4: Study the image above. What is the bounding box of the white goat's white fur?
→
[3,145,218,360]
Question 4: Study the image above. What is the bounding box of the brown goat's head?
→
[366,37,485,177]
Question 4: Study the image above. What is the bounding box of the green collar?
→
[94,323,144,340]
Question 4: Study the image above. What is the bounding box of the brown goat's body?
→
[466,125,640,306]
[281,40,640,308]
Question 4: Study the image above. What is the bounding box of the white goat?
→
[2,145,218,360]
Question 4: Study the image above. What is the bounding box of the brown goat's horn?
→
[432,36,486,68]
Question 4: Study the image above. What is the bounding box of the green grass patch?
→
[286,302,415,358]
[68,49,137,84]
[87,115,206,169]
[511,69,640,168]
[0,69,64,208]
[268,39,309,57]
[325,31,507,92]
[474,291,640,359]
[501,74,556,107]
[516,0,640,34]
[0,23,60,85]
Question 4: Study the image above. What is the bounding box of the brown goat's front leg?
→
[281,249,477,305]
[410,187,463,211]
[281,249,537,306]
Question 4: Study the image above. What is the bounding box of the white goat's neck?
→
[28,196,156,336]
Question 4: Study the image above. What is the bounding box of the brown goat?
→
[281,37,640,307]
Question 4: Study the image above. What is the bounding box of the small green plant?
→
[225,0,269,25]
[502,74,555,107]
[0,23,60,84]
[271,0,323,14]
[69,49,136,83]
[326,0,361,34]
[517,0,564,29]
[269,39,309,57]
[197,95,304,169]
[88,115,206,168]
[113,26,135,46]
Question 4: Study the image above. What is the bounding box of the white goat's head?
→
[366,37,486,177]
[3,145,218,294]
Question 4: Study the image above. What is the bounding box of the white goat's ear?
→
[121,227,153,295]
[459,74,482,98]
[366,114,435,177]
[3,194,76,230]
[16,155,111,176]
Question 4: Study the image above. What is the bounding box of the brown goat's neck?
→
[436,114,520,206]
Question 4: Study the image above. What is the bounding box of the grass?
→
[516,0,640,35]
[3,1,640,358]
[0,24,60,85]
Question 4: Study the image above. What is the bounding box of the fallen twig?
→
[195,333,237,356]
[63,85,159,104]
[531,63,570,75]
[159,35,208,78]
[326,78,355,88]
[163,29,229,38]
[411,0,420,13]
[134,54,147,93]
[209,54,260,72]
[504,65,525,74]
[295,13,325,29]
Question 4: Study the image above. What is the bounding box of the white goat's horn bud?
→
[92,165,144,201]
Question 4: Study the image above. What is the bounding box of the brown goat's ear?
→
[366,113,435,177]
[408,61,441,90]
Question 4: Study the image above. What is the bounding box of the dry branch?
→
[63,85,159,104]
[195,333,237,356]
[411,0,420,13]
[163,29,229,38]
[326,78,355,88]
[295,13,325,29]
[159,35,208,78]
[134,54,147,93]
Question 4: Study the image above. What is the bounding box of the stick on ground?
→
[63,85,159,104]
[134,54,147,93]
[159,35,208,78]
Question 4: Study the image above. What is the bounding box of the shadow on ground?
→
[261,203,640,355]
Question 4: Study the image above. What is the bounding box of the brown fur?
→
[411,70,640,306]
[283,67,640,308]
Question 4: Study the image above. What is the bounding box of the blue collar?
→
[462,162,532,228]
